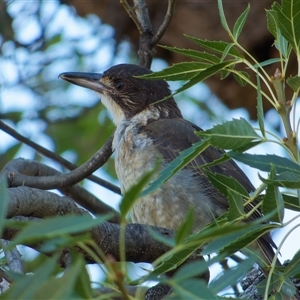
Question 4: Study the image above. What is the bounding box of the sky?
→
[1,0,300,288]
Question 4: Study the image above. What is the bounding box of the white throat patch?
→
[99,93,125,125]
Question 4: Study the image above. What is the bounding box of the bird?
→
[59,64,276,271]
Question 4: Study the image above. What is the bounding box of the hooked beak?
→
[59,72,104,93]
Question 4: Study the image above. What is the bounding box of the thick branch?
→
[2,158,120,223]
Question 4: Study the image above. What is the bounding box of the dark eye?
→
[115,80,124,91]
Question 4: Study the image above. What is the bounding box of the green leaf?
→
[169,279,216,299]
[197,118,261,149]
[205,170,249,198]
[227,189,244,221]
[142,139,210,197]
[172,61,236,96]
[184,35,243,58]
[1,255,58,300]
[175,208,195,245]
[119,164,158,217]
[271,0,300,54]
[148,227,175,248]
[220,43,235,62]
[262,165,284,223]
[217,0,231,34]
[159,45,220,63]
[267,9,278,38]
[260,171,300,188]
[284,250,300,278]
[137,62,210,81]
[253,58,282,68]
[209,255,256,294]
[233,4,250,40]
[256,73,265,137]
[10,214,111,247]
[172,259,209,282]
[228,153,300,175]
[0,176,8,238]
[287,75,300,92]
[282,193,300,211]
[233,71,250,86]
[33,256,85,299]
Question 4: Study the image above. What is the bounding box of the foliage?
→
[0,0,300,299]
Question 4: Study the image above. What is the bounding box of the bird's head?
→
[59,64,182,125]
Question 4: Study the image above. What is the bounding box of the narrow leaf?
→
[227,189,244,221]
[260,171,300,188]
[11,214,111,247]
[217,0,231,33]
[228,152,300,175]
[137,62,210,81]
[282,193,300,211]
[262,165,284,223]
[256,73,265,137]
[209,255,256,294]
[233,4,250,39]
[233,71,250,86]
[205,170,249,198]
[142,139,210,197]
[173,61,236,96]
[184,35,243,58]
[284,250,300,278]
[175,208,195,245]
[159,45,220,63]
[197,118,261,149]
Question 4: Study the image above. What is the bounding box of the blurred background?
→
[0,0,299,282]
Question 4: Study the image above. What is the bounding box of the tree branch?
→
[0,120,120,195]
[151,0,176,45]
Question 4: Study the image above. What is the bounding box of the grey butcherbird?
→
[59,64,276,271]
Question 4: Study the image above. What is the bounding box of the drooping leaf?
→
[2,255,58,300]
[173,61,237,96]
[209,255,256,294]
[262,165,284,223]
[33,256,85,299]
[227,189,244,221]
[228,152,300,175]
[170,279,216,299]
[233,4,250,40]
[205,170,249,198]
[197,118,261,149]
[175,208,195,245]
[256,73,265,137]
[233,71,250,86]
[142,139,210,197]
[266,9,278,38]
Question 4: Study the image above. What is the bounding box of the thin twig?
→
[152,0,176,45]
[120,0,143,33]
[0,120,121,195]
